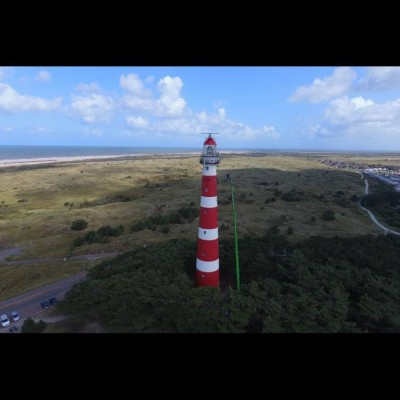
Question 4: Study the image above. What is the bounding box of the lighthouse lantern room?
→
[195,133,220,288]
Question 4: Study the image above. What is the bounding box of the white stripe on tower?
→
[203,165,217,176]
[200,196,218,208]
[197,227,219,241]
[196,259,219,272]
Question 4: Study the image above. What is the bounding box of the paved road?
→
[0,272,85,333]
[358,176,400,236]
[0,251,121,333]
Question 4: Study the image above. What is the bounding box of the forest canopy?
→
[61,232,400,333]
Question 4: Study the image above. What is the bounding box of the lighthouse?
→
[195,133,220,288]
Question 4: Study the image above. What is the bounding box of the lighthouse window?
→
[206,166,209,170]
[204,231,206,234]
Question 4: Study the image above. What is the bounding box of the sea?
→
[0,145,200,161]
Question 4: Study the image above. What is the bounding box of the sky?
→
[1,66,400,150]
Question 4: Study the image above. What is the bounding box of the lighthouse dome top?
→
[204,137,216,146]
[203,133,218,146]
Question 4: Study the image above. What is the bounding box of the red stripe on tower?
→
[195,133,220,288]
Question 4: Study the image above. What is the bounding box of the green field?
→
[0,152,389,301]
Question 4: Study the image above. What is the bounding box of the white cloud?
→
[350,96,374,110]
[70,93,114,123]
[122,96,155,114]
[121,74,186,117]
[75,82,102,94]
[357,67,400,90]
[289,67,357,103]
[120,73,152,97]
[125,107,280,141]
[126,116,148,129]
[313,95,400,138]
[157,76,186,117]
[0,83,62,113]
[35,70,51,82]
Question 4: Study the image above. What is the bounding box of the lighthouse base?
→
[195,269,219,288]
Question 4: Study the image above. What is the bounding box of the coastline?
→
[0,150,251,170]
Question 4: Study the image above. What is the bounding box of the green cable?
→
[230,179,241,293]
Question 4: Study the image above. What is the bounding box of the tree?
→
[21,317,47,333]
[70,219,88,231]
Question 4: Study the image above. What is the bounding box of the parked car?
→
[10,311,20,322]
[48,297,58,306]
[41,301,50,309]
[0,314,10,328]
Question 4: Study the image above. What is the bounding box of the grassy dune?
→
[0,153,387,300]
[0,260,85,302]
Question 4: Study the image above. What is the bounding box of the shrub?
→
[21,317,47,333]
[161,226,170,234]
[268,225,280,235]
[282,191,301,202]
[73,224,124,247]
[70,219,88,231]
[322,210,335,221]
[73,236,85,247]
[239,192,247,200]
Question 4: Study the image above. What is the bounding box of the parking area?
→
[0,272,84,333]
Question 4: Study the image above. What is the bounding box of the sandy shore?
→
[0,150,251,169]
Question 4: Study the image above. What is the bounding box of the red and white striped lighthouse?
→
[195,133,220,288]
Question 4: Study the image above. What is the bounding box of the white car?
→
[0,314,10,328]
[10,311,20,322]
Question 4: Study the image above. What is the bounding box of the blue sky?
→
[1,66,400,150]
